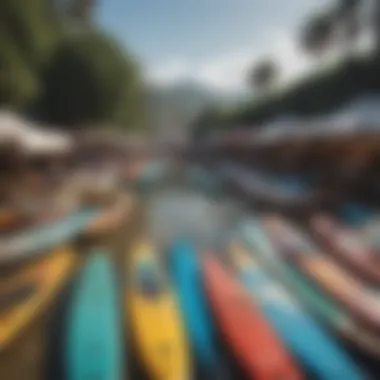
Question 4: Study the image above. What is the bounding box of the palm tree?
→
[53,0,95,22]
[300,12,334,58]
[333,0,361,53]
[68,0,96,22]
[370,0,380,49]
[248,59,278,93]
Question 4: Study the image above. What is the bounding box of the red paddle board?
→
[202,254,302,380]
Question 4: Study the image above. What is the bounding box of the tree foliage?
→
[300,12,334,57]
[0,0,57,69]
[249,59,278,91]
[335,0,361,39]
[0,34,40,108]
[0,0,58,109]
[0,0,146,129]
[193,0,380,138]
[193,51,380,137]
[40,31,144,127]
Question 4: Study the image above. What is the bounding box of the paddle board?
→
[66,253,123,380]
[312,214,380,285]
[128,241,190,380]
[262,215,380,332]
[202,254,302,380]
[239,217,380,358]
[169,239,221,376]
[0,246,74,351]
[230,242,364,380]
[1,209,98,265]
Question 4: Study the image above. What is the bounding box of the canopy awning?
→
[0,110,72,155]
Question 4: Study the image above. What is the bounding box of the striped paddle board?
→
[230,241,364,380]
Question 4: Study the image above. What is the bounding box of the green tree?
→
[248,59,278,93]
[67,0,96,22]
[371,0,380,47]
[52,0,96,22]
[113,70,147,129]
[333,0,361,54]
[0,0,59,109]
[0,34,40,108]
[40,31,145,127]
[0,0,146,130]
[300,12,334,57]
[0,0,58,70]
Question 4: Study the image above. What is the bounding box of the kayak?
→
[311,214,380,285]
[128,241,190,380]
[66,253,123,380]
[169,239,221,376]
[0,246,74,351]
[261,215,380,332]
[230,241,365,380]
[202,254,302,380]
[238,217,380,358]
[0,209,98,265]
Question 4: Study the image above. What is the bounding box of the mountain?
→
[146,80,247,132]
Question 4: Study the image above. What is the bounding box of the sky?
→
[96,0,332,92]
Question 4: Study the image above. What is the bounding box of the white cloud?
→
[146,30,313,92]
[146,59,191,86]
[146,27,376,93]
[146,51,254,92]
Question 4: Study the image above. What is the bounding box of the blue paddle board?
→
[169,238,221,376]
[66,253,123,380]
[3,209,98,264]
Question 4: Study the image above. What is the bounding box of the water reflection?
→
[146,188,242,251]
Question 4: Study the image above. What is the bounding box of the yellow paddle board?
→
[0,247,75,350]
[127,241,190,380]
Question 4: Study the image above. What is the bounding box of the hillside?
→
[146,80,247,133]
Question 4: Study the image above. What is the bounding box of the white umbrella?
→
[0,110,30,142]
[20,129,72,155]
